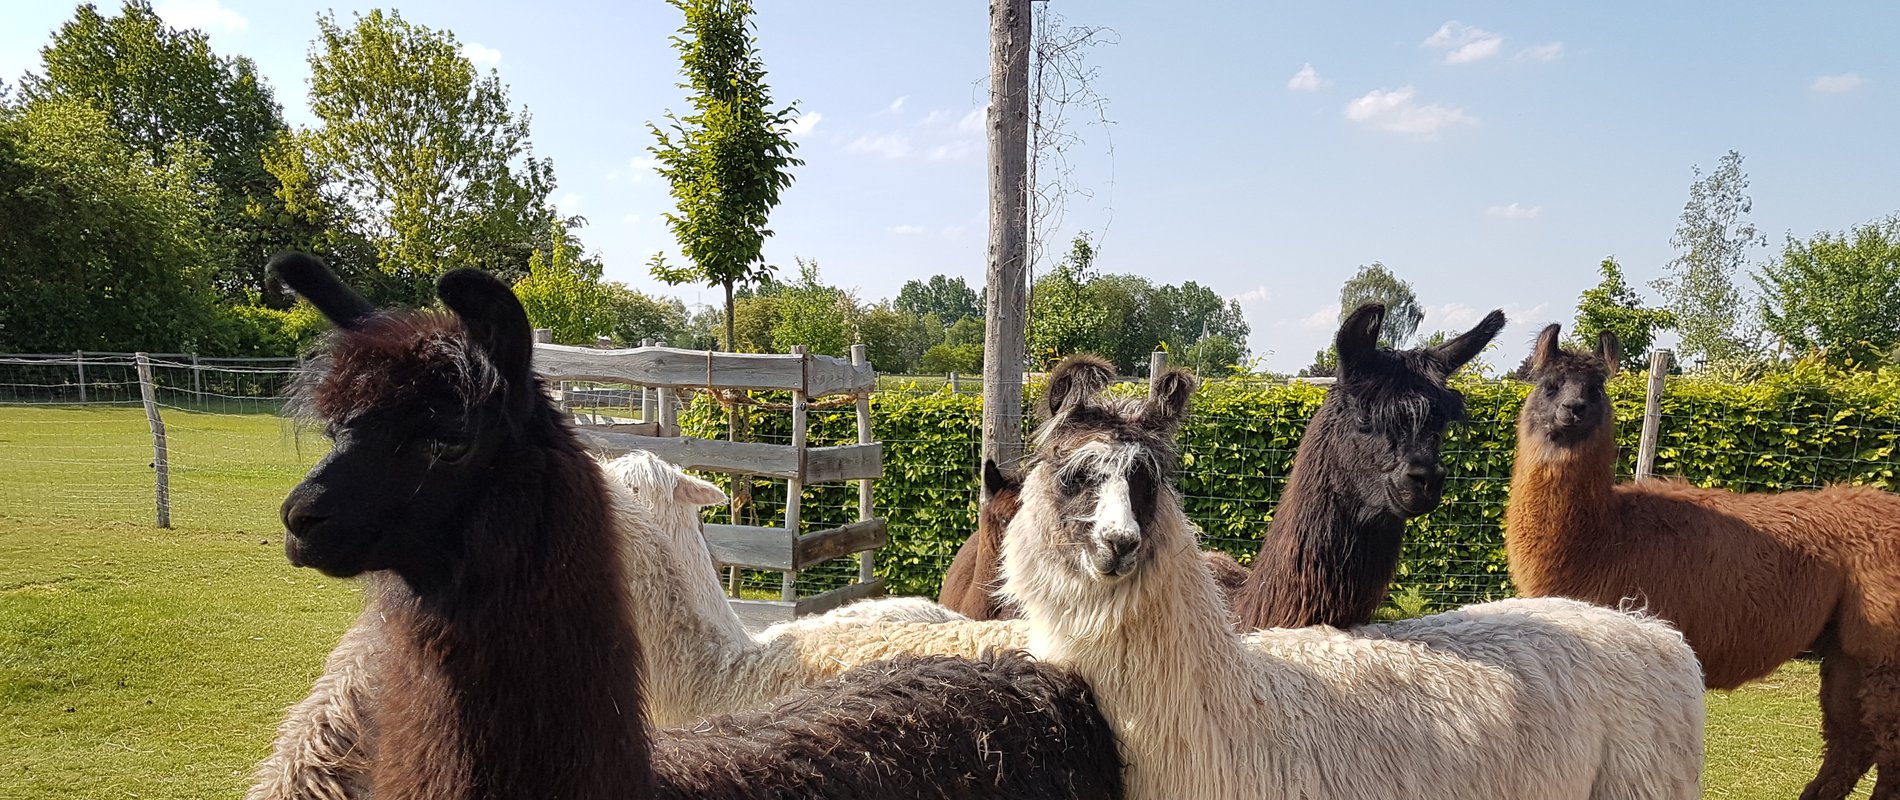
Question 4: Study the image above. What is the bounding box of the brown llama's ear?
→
[1141,368,1198,433]
[270,252,374,330]
[1597,330,1623,376]
[438,268,534,386]
[1041,354,1116,417]
[1432,309,1506,374]
[1529,323,1563,374]
[982,458,1020,496]
[1336,303,1386,374]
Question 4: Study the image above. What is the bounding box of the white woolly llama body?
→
[1003,471,1705,800]
[596,451,1028,725]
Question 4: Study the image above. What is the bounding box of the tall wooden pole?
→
[982,0,1032,483]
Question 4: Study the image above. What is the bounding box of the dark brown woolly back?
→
[652,649,1124,799]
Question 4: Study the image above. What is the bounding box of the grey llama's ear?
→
[982,458,1019,495]
[1141,368,1198,433]
[1433,309,1506,374]
[1597,330,1622,377]
[438,268,534,386]
[1041,354,1116,417]
[1336,303,1386,374]
[1529,324,1563,374]
[270,252,374,330]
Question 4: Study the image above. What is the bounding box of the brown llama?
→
[268,253,1124,800]
[1232,303,1505,629]
[937,399,1248,622]
[1507,324,1900,800]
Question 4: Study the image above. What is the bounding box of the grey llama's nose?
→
[1094,534,1140,575]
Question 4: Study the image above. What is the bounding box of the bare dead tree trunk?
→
[982,0,1031,483]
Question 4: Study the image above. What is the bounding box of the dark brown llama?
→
[1507,324,1900,800]
[269,253,1124,800]
[1232,303,1506,630]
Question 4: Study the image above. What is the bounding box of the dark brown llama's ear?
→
[1042,354,1116,417]
[1432,309,1506,375]
[1140,368,1198,434]
[270,252,374,330]
[982,458,1020,496]
[1336,303,1386,374]
[1597,330,1622,377]
[1529,324,1563,374]
[438,268,534,386]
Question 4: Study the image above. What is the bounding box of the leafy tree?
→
[895,275,980,323]
[0,97,225,351]
[857,303,936,374]
[726,295,782,353]
[1298,347,1339,379]
[943,315,985,348]
[771,259,856,357]
[1028,235,1112,368]
[25,0,303,305]
[1572,257,1675,370]
[921,343,984,374]
[296,9,560,303]
[1180,334,1245,373]
[1652,150,1765,366]
[1756,216,1900,365]
[1337,262,1423,348]
[512,220,612,344]
[647,0,802,355]
[604,285,689,347]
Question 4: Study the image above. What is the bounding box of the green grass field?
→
[0,405,1873,798]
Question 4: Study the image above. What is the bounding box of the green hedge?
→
[682,368,1900,611]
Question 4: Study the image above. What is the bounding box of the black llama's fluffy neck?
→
[1236,403,1405,630]
[370,407,654,800]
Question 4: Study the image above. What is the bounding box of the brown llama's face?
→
[979,458,1023,535]
[1522,324,1618,445]
[271,255,538,584]
[1026,356,1195,580]
[1324,304,1506,519]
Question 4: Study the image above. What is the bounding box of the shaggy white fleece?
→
[1001,467,1706,800]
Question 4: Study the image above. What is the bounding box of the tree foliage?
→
[26,0,303,305]
[771,259,855,357]
[1338,262,1424,348]
[895,275,980,323]
[512,220,612,344]
[1027,235,1111,368]
[1653,150,1765,366]
[1571,257,1675,370]
[295,9,559,304]
[1756,216,1900,365]
[1027,235,1250,371]
[647,0,802,353]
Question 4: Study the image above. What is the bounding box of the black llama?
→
[270,253,1124,800]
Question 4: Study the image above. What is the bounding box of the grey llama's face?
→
[1035,434,1165,579]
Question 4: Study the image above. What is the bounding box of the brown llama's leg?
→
[1803,652,1874,800]
[1861,664,1900,800]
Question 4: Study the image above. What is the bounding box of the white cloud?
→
[957,108,986,134]
[1286,63,1331,92]
[154,0,248,33]
[556,192,581,213]
[1516,42,1565,62]
[940,224,968,238]
[1422,302,1549,336]
[784,111,823,138]
[1485,202,1542,220]
[927,141,977,161]
[1295,303,1342,330]
[1231,286,1273,306]
[622,213,641,225]
[463,42,502,68]
[1422,21,1503,65]
[847,133,912,159]
[1811,73,1867,93]
[886,96,908,114]
[890,224,927,236]
[1344,87,1477,136]
[627,156,660,182]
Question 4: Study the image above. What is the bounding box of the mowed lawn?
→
[0,405,1873,798]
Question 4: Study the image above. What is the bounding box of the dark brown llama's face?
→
[1522,324,1618,445]
[1325,303,1505,519]
[979,458,1023,538]
[271,254,538,583]
[1027,356,1194,580]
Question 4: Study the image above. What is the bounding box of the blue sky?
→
[6,1,1896,372]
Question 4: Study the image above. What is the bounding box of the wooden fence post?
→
[135,353,170,529]
[75,351,87,403]
[640,339,656,424]
[1150,350,1169,389]
[781,345,809,602]
[851,344,876,584]
[1636,349,1671,481]
[949,372,960,394]
[190,353,202,398]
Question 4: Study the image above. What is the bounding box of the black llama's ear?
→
[270,252,374,330]
[1141,368,1198,433]
[1431,309,1506,375]
[1597,330,1622,377]
[1529,323,1563,374]
[1041,354,1116,417]
[1335,303,1386,374]
[438,268,534,384]
[982,458,1019,495]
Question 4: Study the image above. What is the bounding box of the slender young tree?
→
[647,0,803,355]
[1653,150,1765,366]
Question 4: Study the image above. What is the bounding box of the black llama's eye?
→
[428,438,473,464]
